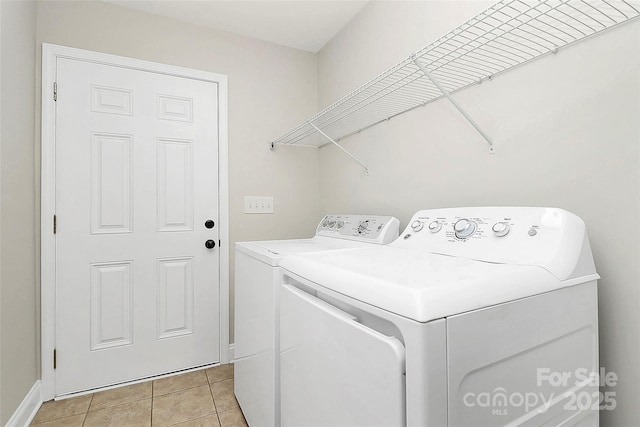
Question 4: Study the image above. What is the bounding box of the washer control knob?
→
[528,228,537,236]
[328,219,337,228]
[428,221,442,233]
[337,219,345,229]
[357,220,369,234]
[492,222,510,237]
[454,219,477,239]
[321,218,329,228]
[411,220,424,232]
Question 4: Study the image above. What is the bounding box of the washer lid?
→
[280,246,594,323]
[235,236,382,266]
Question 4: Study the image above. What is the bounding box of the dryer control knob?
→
[454,219,477,239]
[428,221,442,233]
[337,219,345,229]
[411,220,424,232]
[328,219,337,228]
[492,222,510,237]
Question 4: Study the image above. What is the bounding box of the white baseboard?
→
[5,381,42,427]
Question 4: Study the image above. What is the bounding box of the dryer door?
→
[280,283,406,427]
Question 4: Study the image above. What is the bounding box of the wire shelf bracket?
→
[269,122,369,173]
[310,123,369,173]
[413,57,495,154]
[269,0,640,161]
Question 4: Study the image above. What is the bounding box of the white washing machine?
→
[279,207,599,427]
[234,214,399,427]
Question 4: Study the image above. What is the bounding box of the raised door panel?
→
[157,94,193,122]
[90,133,133,234]
[157,139,194,232]
[157,257,194,339]
[90,261,133,350]
[91,85,133,116]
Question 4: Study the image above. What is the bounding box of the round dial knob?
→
[428,221,442,233]
[453,219,477,239]
[321,218,329,228]
[357,220,369,234]
[492,222,510,237]
[328,219,337,228]
[411,220,424,232]
[337,219,345,229]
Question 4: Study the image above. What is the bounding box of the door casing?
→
[40,43,230,400]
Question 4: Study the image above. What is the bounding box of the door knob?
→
[205,239,216,249]
[205,220,215,229]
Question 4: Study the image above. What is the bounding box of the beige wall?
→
[0,0,38,424]
[318,2,640,426]
[35,0,320,351]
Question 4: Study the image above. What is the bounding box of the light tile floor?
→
[31,365,248,427]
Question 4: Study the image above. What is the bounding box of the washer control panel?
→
[393,207,596,281]
[403,211,540,243]
[400,211,530,242]
[316,215,400,244]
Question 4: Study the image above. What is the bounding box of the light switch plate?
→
[244,196,274,214]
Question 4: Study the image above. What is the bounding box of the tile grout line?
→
[210,381,223,427]
[151,379,155,427]
[211,377,224,427]
[205,369,226,427]
[153,371,212,398]
[210,371,222,427]
[81,393,94,427]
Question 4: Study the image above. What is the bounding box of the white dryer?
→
[279,207,599,427]
[234,214,399,427]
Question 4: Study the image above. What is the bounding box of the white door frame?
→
[40,43,229,400]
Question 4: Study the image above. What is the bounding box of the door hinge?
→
[53,349,57,369]
[53,214,57,234]
[53,82,57,101]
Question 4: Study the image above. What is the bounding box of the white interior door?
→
[55,57,220,394]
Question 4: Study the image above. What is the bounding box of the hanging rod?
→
[268,0,639,150]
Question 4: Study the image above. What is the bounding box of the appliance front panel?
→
[280,283,406,427]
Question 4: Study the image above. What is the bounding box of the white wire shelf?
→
[270,0,639,153]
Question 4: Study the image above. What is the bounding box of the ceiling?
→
[103,1,369,52]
